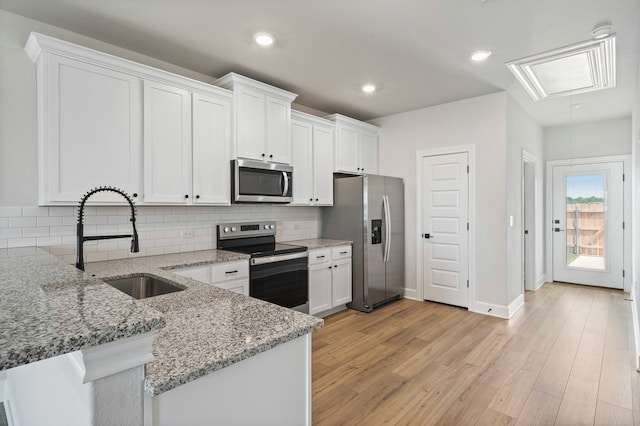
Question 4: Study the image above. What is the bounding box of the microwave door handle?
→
[282,171,289,196]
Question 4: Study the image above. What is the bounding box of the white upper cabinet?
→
[29,52,142,204]
[192,93,231,205]
[325,114,379,175]
[143,81,192,204]
[214,73,297,164]
[26,32,232,206]
[291,111,334,206]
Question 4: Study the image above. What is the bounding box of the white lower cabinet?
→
[174,260,249,296]
[308,245,352,317]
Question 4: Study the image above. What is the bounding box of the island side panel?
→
[148,333,312,426]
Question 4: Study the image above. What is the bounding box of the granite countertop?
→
[85,249,324,396]
[286,238,352,250]
[0,247,165,371]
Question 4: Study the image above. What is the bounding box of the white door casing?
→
[551,161,624,288]
[421,152,470,308]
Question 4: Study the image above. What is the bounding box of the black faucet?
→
[76,186,139,271]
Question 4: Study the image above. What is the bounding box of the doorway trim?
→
[522,149,537,292]
[416,144,477,312]
[545,155,631,292]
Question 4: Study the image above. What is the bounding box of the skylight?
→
[506,35,616,101]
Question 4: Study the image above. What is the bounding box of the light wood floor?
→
[312,282,640,425]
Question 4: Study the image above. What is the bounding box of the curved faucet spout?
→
[76,186,139,271]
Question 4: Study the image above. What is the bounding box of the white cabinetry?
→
[291,111,334,206]
[325,114,379,175]
[25,32,232,206]
[143,82,231,205]
[173,260,249,296]
[308,245,352,317]
[143,81,191,203]
[28,51,142,204]
[214,73,297,164]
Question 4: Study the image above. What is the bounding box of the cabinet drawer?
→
[174,264,212,284]
[216,278,249,296]
[332,245,352,260]
[309,248,331,265]
[210,260,249,283]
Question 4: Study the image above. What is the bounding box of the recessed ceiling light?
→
[253,32,275,46]
[471,50,492,61]
[362,84,376,93]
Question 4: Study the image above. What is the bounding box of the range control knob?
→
[264,225,269,230]
[231,227,237,232]
[224,227,230,233]
[270,224,275,229]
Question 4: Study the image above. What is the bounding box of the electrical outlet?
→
[180,229,194,239]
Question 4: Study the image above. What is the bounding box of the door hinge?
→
[467,280,469,288]
[466,165,469,174]
[623,270,625,278]
[623,221,625,229]
[467,222,469,231]
[623,173,625,181]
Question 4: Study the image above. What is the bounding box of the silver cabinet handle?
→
[225,270,238,274]
[282,171,289,196]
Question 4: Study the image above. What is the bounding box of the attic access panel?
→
[506,35,616,101]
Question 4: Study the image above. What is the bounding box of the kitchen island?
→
[0,247,323,426]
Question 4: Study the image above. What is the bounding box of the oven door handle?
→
[282,171,289,196]
[251,251,308,265]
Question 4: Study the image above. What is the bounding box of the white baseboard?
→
[534,275,546,291]
[402,288,418,300]
[472,301,509,319]
[631,286,640,372]
[508,294,524,318]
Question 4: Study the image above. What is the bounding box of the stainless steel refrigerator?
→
[321,174,404,312]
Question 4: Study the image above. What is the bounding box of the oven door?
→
[250,253,308,313]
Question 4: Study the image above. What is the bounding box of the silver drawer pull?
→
[316,255,325,259]
[225,270,238,274]
[340,251,348,254]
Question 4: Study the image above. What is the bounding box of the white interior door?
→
[552,161,624,288]
[422,152,469,308]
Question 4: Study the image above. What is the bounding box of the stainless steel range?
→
[216,221,309,313]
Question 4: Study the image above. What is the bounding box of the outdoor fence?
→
[566,203,604,256]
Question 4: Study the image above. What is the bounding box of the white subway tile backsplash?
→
[0,207,22,217]
[1,205,320,264]
[49,207,75,216]
[9,217,37,228]
[37,216,63,227]
[22,206,49,217]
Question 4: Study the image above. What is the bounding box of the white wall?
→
[632,63,640,369]
[544,116,632,161]
[0,10,320,260]
[372,92,509,309]
[506,95,545,303]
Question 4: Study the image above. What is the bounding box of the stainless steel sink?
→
[105,274,185,299]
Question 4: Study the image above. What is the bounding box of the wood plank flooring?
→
[311,282,639,425]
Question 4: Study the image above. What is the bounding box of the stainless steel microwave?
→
[232,159,293,203]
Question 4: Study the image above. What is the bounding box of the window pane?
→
[565,174,605,270]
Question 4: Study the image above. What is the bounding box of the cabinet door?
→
[143,81,191,203]
[309,262,332,315]
[192,93,231,205]
[334,124,359,173]
[332,258,352,306]
[312,125,334,205]
[266,97,292,164]
[43,56,141,204]
[359,130,378,174]
[216,278,249,296]
[173,264,212,284]
[291,120,313,205]
[235,86,265,160]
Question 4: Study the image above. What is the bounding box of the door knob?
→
[554,228,565,232]
[423,233,432,239]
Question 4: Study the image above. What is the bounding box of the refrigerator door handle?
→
[383,195,391,263]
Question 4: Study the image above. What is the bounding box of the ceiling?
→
[1,0,639,127]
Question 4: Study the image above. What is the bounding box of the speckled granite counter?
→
[0,247,165,371]
[85,249,324,396]
[285,238,352,250]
